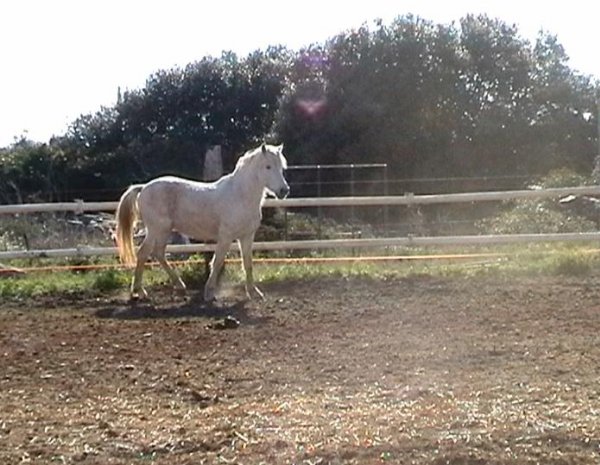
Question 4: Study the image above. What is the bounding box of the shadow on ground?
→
[93,291,270,326]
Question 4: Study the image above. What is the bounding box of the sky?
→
[0,0,598,148]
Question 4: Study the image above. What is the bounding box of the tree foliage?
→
[1,15,597,202]
[0,138,68,202]
[276,15,597,189]
[45,48,293,200]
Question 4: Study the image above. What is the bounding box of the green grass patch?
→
[91,269,129,292]
[545,251,594,276]
[254,243,600,282]
[0,265,168,300]
[1,243,599,300]
[0,272,88,299]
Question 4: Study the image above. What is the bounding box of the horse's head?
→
[258,143,290,199]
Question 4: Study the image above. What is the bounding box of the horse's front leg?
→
[239,234,264,300]
[204,240,230,302]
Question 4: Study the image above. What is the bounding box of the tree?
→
[525,32,598,173]
[448,15,533,176]
[3,15,597,203]
[53,48,292,200]
[0,138,67,202]
[274,14,598,192]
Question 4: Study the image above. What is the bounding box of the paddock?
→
[1,274,599,464]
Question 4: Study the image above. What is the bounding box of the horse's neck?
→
[230,166,265,205]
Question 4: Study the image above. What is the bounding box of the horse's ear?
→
[277,143,284,153]
[261,142,267,154]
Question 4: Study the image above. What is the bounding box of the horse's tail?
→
[115,184,144,266]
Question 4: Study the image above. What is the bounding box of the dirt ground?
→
[1,273,600,464]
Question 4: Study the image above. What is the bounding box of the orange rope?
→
[1,253,505,274]
[2,249,599,275]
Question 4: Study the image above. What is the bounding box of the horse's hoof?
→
[247,286,265,301]
[174,287,187,297]
[206,316,240,330]
[130,289,149,302]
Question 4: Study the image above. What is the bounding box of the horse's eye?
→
[266,165,271,170]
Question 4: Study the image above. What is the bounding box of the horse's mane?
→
[234,147,261,172]
[233,145,287,173]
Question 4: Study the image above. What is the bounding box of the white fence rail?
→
[2,185,600,214]
[1,185,600,261]
[1,233,600,261]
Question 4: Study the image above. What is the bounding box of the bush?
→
[92,269,127,292]
[477,201,597,234]
[478,169,597,235]
[530,168,592,189]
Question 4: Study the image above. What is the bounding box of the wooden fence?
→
[1,185,600,260]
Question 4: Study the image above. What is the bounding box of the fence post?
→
[350,164,355,222]
[284,208,289,241]
[203,145,223,181]
[317,165,322,239]
[383,164,389,237]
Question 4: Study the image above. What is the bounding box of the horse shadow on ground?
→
[94,292,272,327]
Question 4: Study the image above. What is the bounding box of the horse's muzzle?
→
[278,186,290,199]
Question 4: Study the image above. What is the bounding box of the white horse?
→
[115,143,289,301]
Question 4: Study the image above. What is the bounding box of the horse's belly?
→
[168,189,261,241]
[173,214,220,242]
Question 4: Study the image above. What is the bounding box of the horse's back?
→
[141,176,213,202]
[144,175,211,191]
[138,175,222,239]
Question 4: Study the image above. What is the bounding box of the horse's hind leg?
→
[153,240,186,294]
[131,236,153,299]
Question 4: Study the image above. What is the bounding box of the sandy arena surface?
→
[1,274,600,464]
